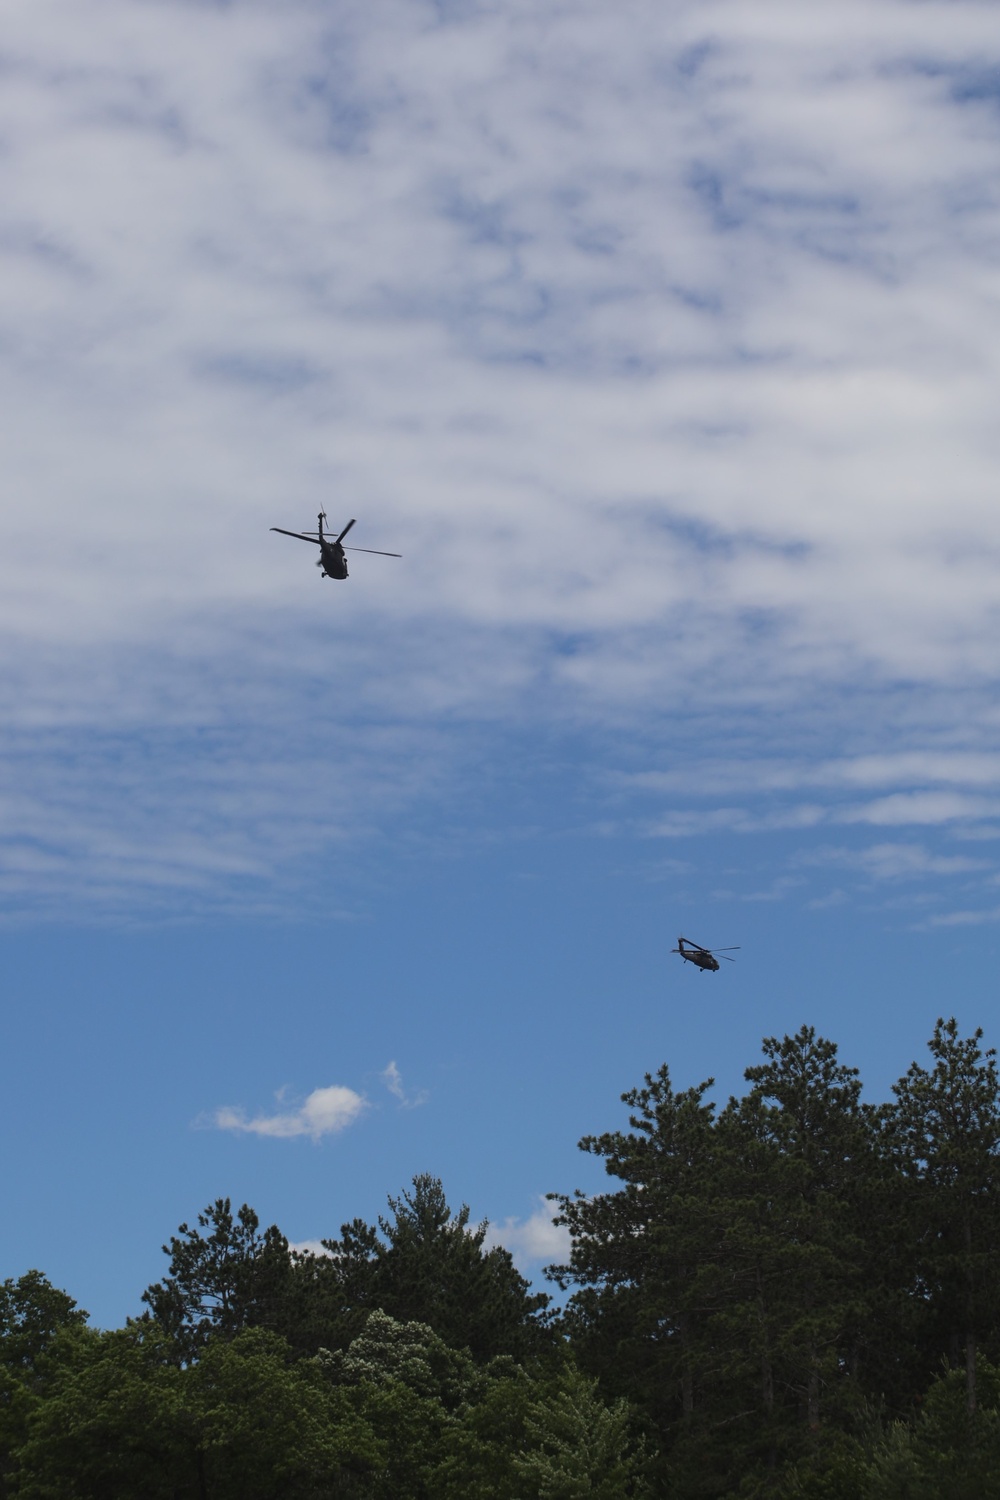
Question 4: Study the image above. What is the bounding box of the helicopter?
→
[270,512,400,579]
[672,937,740,973]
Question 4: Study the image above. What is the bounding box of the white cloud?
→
[213,1085,367,1141]
[926,905,1000,929]
[649,805,826,838]
[288,1239,333,1259]
[380,1060,429,1109]
[838,794,1000,828]
[628,753,1000,799]
[802,842,989,881]
[485,1197,571,1271]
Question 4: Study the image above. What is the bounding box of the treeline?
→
[3,1020,1000,1497]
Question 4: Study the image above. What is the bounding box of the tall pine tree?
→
[887,1017,1000,1414]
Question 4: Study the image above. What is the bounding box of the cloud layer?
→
[3,0,1000,913]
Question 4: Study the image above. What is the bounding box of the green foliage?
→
[865,1360,1000,1500]
[142,1198,293,1359]
[552,1020,1000,1496]
[886,1017,1000,1411]
[513,1363,648,1499]
[319,1307,479,1408]
[776,1361,1000,1500]
[435,1368,534,1499]
[318,1173,552,1362]
[12,1321,189,1499]
[0,1272,87,1375]
[190,1327,379,1499]
[143,1177,551,1366]
[0,1272,88,1500]
[315,1310,647,1499]
[10,1323,379,1500]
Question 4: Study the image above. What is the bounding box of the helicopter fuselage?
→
[676,939,720,972]
[319,543,348,579]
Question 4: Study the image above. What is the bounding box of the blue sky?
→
[4,0,1000,1327]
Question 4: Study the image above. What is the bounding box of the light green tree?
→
[513,1364,647,1499]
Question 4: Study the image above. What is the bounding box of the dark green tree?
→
[434,1367,534,1499]
[305,1174,551,1362]
[551,1032,880,1494]
[373,1175,550,1360]
[12,1322,380,1500]
[11,1321,189,1499]
[0,1272,88,1499]
[189,1327,379,1499]
[779,1360,1000,1500]
[0,1271,87,1373]
[735,1027,873,1432]
[887,1017,1000,1414]
[142,1199,293,1359]
[549,1064,720,1484]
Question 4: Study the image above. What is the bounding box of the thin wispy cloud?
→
[801,843,989,882]
[840,794,1000,828]
[380,1060,429,1110]
[212,1085,367,1142]
[926,905,1000,929]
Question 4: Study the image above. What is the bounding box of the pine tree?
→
[887,1017,1000,1414]
[142,1199,292,1359]
[551,1033,878,1493]
[549,1065,720,1478]
[313,1174,551,1362]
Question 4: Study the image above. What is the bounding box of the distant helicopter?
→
[270,512,400,579]
[672,937,740,973]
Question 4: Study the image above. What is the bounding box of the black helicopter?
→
[270,512,400,579]
[672,937,740,973]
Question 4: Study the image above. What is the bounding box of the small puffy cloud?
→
[213,1085,367,1141]
[380,1060,428,1109]
[485,1198,571,1272]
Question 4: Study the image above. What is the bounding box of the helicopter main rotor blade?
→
[270,528,322,544]
[720,954,737,962]
[342,546,402,557]
[336,519,357,544]
[712,947,741,952]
